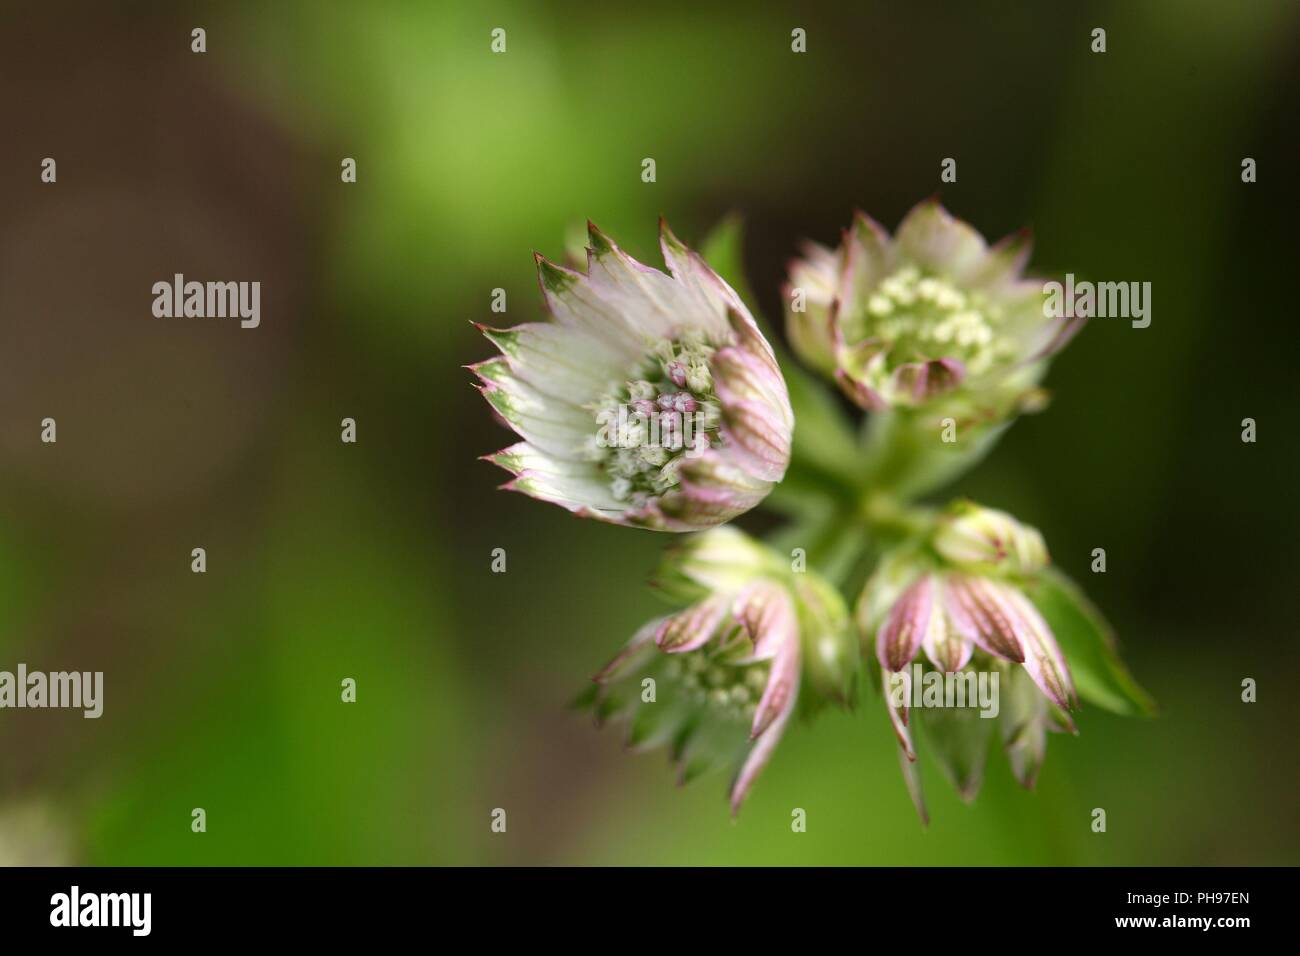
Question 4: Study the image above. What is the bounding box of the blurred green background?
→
[1,0,1297,865]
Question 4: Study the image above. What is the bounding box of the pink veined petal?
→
[655,595,729,654]
[750,631,799,741]
[942,574,1027,663]
[923,581,974,672]
[666,447,771,529]
[832,333,890,410]
[723,306,790,399]
[724,582,801,815]
[729,649,799,817]
[711,345,793,482]
[728,685,796,817]
[730,581,797,663]
[876,574,934,672]
[730,583,800,738]
[593,617,665,683]
[882,668,917,761]
[1002,586,1080,719]
[890,357,966,404]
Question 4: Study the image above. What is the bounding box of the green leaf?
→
[699,213,756,311]
[1027,568,1157,717]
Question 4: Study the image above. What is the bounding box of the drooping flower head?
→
[582,527,855,814]
[857,501,1078,813]
[785,200,1082,414]
[474,222,793,531]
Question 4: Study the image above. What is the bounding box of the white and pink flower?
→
[474,222,793,531]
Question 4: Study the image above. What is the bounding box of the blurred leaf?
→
[998,666,1047,789]
[1028,569,1157,717]
[920,700,993,802]
[791,572,858,709]
[699,213,756,310]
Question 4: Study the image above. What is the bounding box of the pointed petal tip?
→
[1009,225,1033,245]
[658,216,688,252]
[585,219,614,256]
[728,780,751,818]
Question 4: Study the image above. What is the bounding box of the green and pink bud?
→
[933,499,1048,574]
[583,528,854,814]
[857,502,1079,810]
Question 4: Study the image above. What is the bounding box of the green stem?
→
[859,492,937,546]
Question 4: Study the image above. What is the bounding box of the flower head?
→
[475,222,793,531]
[784,200,1082,414]
[857,502,1078,811]
[584,527,854,814]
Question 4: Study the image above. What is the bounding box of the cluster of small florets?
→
[663,646,769,723]
[858,266,1014,376]
[584,333,723,505]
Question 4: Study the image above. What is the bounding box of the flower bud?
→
[784,200,1084,420]
[933,500,1048,574]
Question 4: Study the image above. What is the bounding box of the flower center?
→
[854,266,1014,376]
[664,647,769,723]
[584,333,723,506]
